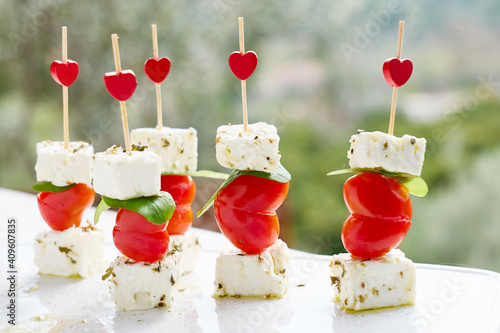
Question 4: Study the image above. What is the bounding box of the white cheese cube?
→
[347,131,426,176]
[215,122,281,172]
[104,252,180,311]
[34,225,106,278]
[214,239,289,298]
[35,141,93,186]
[93,146,160,200]
[330,249,415,311]
[168,230,201,275]
[131,127,198,174]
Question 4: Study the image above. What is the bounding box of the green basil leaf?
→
[32,181,76,193]
[161,170,229,180]
[327,167,428,197]
[94,199,111,225]
[94,191,176,225]
[196,164,291,218]
[395,175,428,197]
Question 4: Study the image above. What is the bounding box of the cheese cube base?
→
[347,131,426,176]
[215,122,281,172]
[104,252,181,311]
[34,225,106,278]
[131,127,198,174]
[93,146,160,200]
[168,230,201,275]
[330,249,415,311]
[214,239,289,298]
[35,141,93,186]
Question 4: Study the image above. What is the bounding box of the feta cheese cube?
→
[130,127,198,174]
[215,122,281,172]
[347,131,426,176]
[93,146,160,200]
[214,239,289,298]
[104,252,180,311]
[35,141,93,186]
[330,249,416,311]
[34,225,106,278]
[168,230,201,275]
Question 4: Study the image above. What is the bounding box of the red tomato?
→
[343,173,412,220]
[37,183,95,231]
[216,175,289,212]
[114,209,169,263]
[161,175,196,235]
[341,214,411,259]
[341,172,413,259]
[214,202,280,254]
[214,175,289,254]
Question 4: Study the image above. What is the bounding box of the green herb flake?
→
[58,247,72,254]
[101,267,115,281]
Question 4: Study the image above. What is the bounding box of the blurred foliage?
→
[1,0,500,272]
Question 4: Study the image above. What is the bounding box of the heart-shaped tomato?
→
[144,57,171,83]
[50,60,79,87]
[103,70,137,101]
[382,58,413,87]
[228,51,258,80]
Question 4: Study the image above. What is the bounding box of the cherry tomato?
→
[341,172,413,259]
[216,175,289,212]
[113,209,169,263]
[37,183,95,231]
[214,175,289,254]
[341,214,411,258]
[161,175,196,235]
[343,173,412,220]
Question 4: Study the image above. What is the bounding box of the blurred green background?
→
[1,0,500,272]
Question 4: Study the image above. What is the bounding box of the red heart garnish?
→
[228,51,258,80]
[103,70,137,101]
[50,60,79,87]
[144,57,171,83]
[382,58,413,87]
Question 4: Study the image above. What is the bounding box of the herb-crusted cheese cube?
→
[34,225,106,278]
[330,249,415,311]
[214,239,289,298]
[215,122,281,172]
[104,252,180,311]
[348,131,426,176]
[168,230,201,275]
[35,141,93,186]
[93,146,161,200]
[130,127,198,174]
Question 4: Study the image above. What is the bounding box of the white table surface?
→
[1,188,500,333]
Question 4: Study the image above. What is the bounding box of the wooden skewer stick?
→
[62,26,70,150]
[388,20,405,136]
[111,34,132,154]
[239,17,249,132]
[152,24,163,130]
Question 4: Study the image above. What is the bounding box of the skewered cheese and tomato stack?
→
[130,25,201,275]
[95,34,179,311]
[199,18,291,299]
[33,27,105,278]
[328,21,428,311]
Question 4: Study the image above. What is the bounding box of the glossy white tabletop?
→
[1,188,500,333]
